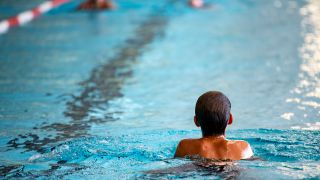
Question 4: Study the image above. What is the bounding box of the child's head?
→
[194,91,232,137]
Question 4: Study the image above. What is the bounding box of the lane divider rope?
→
[0,0,71,35]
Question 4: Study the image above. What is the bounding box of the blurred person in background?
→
[189,0,203,8]
[78,0,115,10]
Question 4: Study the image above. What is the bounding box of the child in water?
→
[77,0,115,10]
[174,91,253,160]
[189,0,204,8]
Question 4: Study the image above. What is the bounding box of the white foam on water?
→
[280,113,294,120]
[291,121,320,130]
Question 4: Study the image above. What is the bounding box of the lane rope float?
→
[0,0,71,35]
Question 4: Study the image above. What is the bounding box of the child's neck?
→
[202,134,225,139]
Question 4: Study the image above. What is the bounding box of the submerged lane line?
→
[6,3,174,153]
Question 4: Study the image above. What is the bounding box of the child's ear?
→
[194,116,200,127]
[228,113,233,125]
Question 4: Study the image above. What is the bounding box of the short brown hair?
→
[195,91,231,136]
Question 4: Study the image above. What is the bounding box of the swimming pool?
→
[0,0,319,179]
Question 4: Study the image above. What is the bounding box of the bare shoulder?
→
[232,140,252,150]
[233,140,250,146]
[174,138,200,158]
[228,140,254,159]
[179,138,196,144]
[177,138,198,149]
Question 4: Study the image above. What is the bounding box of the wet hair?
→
[195,91,231,136]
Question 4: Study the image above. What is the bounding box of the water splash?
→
[3,129,319,179]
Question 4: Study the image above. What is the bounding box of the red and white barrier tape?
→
[0,0,71,35]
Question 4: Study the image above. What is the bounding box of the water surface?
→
[0,0,319,179]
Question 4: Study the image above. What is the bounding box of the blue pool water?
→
[0,0,319,179]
